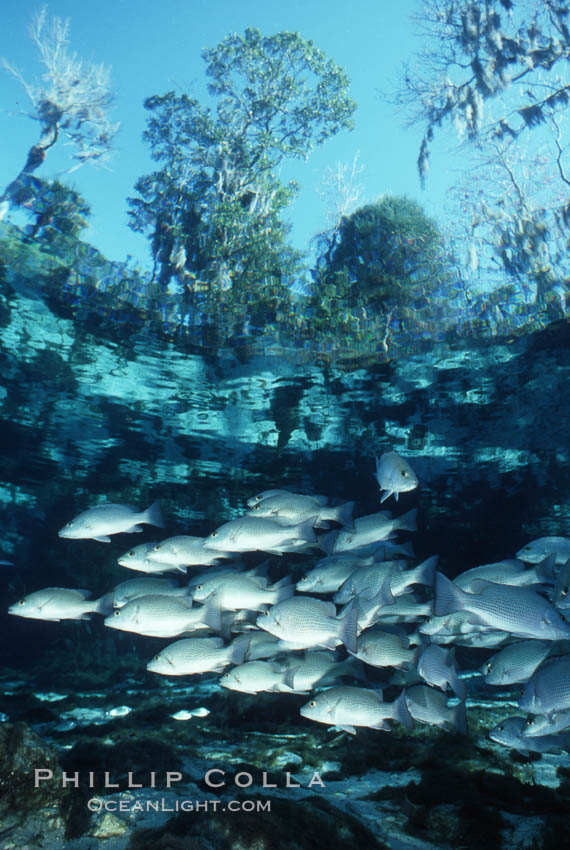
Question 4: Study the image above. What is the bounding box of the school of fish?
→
[9,450,570,749]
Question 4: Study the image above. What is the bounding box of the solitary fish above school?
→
[59,501,163,543]
[8,588,111,621]
[374,451,419,504]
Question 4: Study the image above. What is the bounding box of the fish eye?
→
[401,470,408,477]
[497,724,503,732]
[128,551,135,557]
[526,717,535,726]
[197,584,203,591]
[18,599,25,605]
[114,610,121,617]
[153,655,159,662]
[309,700,316,707]
[153,545,161,551]
[562,586,569,598]
[211,531,217,537]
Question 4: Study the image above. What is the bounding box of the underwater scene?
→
[0,1,569,848]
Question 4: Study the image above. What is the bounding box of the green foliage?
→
[128,27,356,337]
[298,196,455,363]
[316,195,451,310]
[392,0,570,296]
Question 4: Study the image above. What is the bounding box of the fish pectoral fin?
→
[93,536,112,543]
[332,724,356,735]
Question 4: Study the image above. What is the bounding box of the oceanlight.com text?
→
[87,797,272,813]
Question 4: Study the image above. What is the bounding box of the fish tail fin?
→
[319,530,338,555]
[296,518,318,543]
[393,690,414,730]
[93,591,115,616]
[145,500,164,528]
[412,555,439,587]
[198,595,223,633]
[272,577,295,603]
[339,600,358,654]
[434,572,466,617]
[535,553,558,584]
[229,634,251,666]
[397,508,417,533]
[452,674,467,702]
[334,501,355,528]
[452,700,468,735]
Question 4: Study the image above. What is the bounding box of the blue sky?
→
[0,0,461,269]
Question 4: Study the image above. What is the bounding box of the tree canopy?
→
[1,7,118,217]
[391,0,569,312]
[128,27,356,336]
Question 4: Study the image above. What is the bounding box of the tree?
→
[1,6,118,217]
[304,195,456,357]
[393,0,569,181]
[391,0,569,309]
[128,27,356,320]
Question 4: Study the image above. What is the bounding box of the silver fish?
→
[8,588,110,621]
[519,656,570,715]
[220,660,293,694]
[58,501,163,542]
[374,451,419,504]
[192,574,293,611]
[416,644,466,699]
[405,684,467,734]
[552,558,570,609]
[147,634,250,676]
[350,628,418,670]
[104,594,218,638]
[489,716,570,755]
[117,542,185,574]
[435,573,570,641]
[481,640,552,685]
[454,557,556,592]
[112,577,187,608]
[523,708,570,738]
[247,493,354,528]
[202,516,316,555]
[247,490,328,508]
[242,632,282,661]
[256,596,357,653]
[148,535,230,567]
[334,556,436,605]
[296,554,369,594]
[516,537,570,566]
[300,686,413,734]
[190,568,267,601]
[320,509,417,555]
[283,651,363,692]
